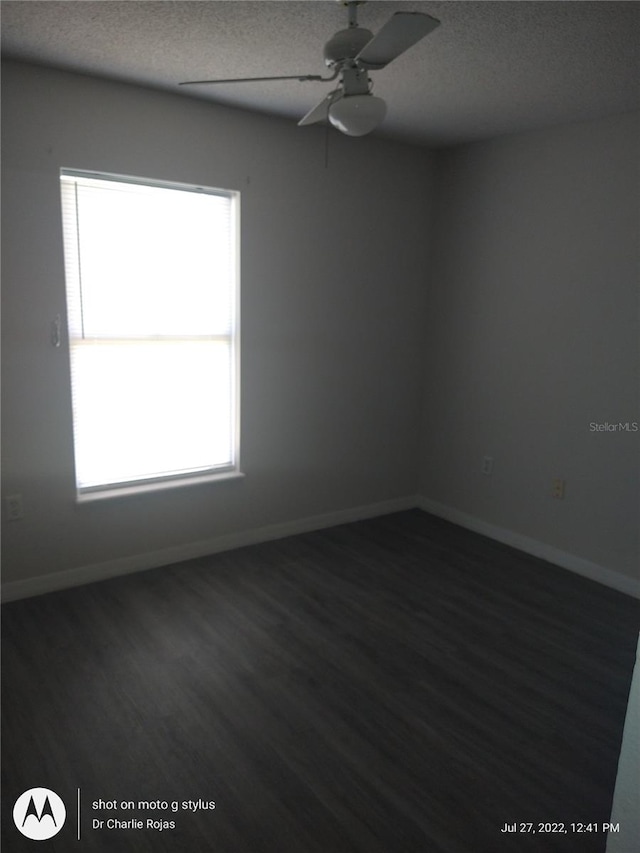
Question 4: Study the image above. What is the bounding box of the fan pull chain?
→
[325,120,330,169]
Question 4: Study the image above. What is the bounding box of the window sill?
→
[76,470,245,503]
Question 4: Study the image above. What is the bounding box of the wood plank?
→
[2,510,638,852]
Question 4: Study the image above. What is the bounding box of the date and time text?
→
[500,822,619,834]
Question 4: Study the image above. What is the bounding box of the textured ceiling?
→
[2,0,639,147]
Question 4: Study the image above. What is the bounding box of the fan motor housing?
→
[323,27,373,66]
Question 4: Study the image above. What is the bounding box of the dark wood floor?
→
[2,510,639,852]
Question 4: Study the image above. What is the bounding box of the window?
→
[60,170,240,499]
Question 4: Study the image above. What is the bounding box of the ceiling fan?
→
[180,1,440,137]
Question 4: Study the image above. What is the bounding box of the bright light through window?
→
[60,170,240,496]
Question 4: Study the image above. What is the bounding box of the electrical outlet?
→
[482,455,494,475]
[551,478,565,499]
[5,494,24,521]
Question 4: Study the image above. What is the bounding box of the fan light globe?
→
[328,94,387,136]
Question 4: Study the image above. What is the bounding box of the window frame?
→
[59,168,242,501]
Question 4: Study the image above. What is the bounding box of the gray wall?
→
[420,113,639,581]
[1,61,433,586]
[2,61,638,594]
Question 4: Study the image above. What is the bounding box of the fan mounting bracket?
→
[340,0,367,28]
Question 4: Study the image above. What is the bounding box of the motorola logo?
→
[13,788,66,840]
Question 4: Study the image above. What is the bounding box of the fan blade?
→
[298,90,342,127]
[180,74,326,86]
[355,12,440,70]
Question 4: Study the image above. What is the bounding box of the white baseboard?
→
[4,494,637,602]
[417,496,640,599]
[1,495,418,602]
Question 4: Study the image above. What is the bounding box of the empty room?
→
[1,2,639,851]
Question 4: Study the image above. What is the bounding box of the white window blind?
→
[60,170,240,496]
